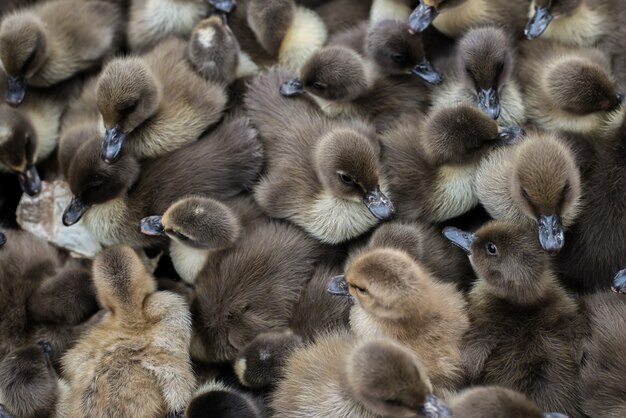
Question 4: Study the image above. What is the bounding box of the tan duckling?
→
[185,380,266,418]
[95,35,229,163]
[518,40,624,136]
[329,247,469,395]
[62,246,195,418]
[271,332,451,418]
[475,131,582,255]
[246,67,395,244]
[0,0,123,107]
[431,26,526,126]
[443,220,585,417]
[380,104,523,223]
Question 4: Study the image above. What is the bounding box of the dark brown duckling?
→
[185,380,266,418]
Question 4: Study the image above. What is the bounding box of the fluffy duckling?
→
[475,131,581,255]
[62,114,262,248]
[518,40,624,136]
[62,246,195,418]
[443,220,585,417]
[186,380,266,418]
[330,248,469,395]
[380,104,523,223]
[246,67,394,244]
[314,0,372,35]
[0,0,123,106]
[431,26,525,126]
[95,35,230,163]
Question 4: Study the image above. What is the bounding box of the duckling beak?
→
[611,268,626,294]
[207,0,236,13]
[363,187,395,221]
[140,216,166,236]
[408,2,439,34]
[101,127,127,164]
[62,197,90,226]
[543,413,570,418]
[327,275,354,303]
[411,59,443,85]
[0,403,14,418]
[442,226,475,255]
[611,93,625,111]
[420,394,452,418]
[525,6,554,39]
[5,75,26,107]
[280,78,305,97]
[17,165,42,196]
[537,214,565,255]
[0,232,6,248]
[497,126,525,146]
[38,340,53,356]
[478,88,500,120]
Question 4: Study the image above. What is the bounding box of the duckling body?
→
[449,386,555,418]
[186,380,266,418]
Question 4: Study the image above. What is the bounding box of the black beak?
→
[0,403,14,418]
[408,2,439,34]
[420,394,452,418]
[525,6,554,39]
[17,165,42,196]
[537,214,565,255]
[478,88,500,120]
[411,59,443,85]
[62,196,90,226]
[101,127,127,164]
[5,75,26,107]
[327,275,353,304]
[363,186,395,221]
[442,226,475,255]
[280,78,305,97]
[140,215,166,236]
[497,126,525,146]
[611,268,626,294]
[0,232,6,248]
[207,0,236,13]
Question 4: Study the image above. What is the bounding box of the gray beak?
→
[0,232,6,248]
[327,274,350,296]
[408,2,439,34]
[611,268,626,294]
[17,165,42,196]
[0,403,15,418]
[498,126,525,145]
[38,340,53,356]
[420,394,452,418]
[280,78,305,97]
[478,88,500,120]
[411,59,443,85]
[101,127,127,164]
[207,0,236,13]
[537,214,565,256]
[442,226,475,255]
[140,216,166,236]
[525,6,554,39]
[363,186,395,221]
[5,75,26,107]
[62,197,90,226]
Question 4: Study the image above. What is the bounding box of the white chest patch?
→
[83,198,133,247]
[169,239,209,285]
[431,164,479,222]
[236,52,260,79]
[141,0,205,38]
[370,0,412,23]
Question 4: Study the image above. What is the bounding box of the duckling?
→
[62,246,195,418]
[314,0,372,34]
[246,67,394,244]
[380,104,523,223]
[330,247,469,395]
[186,380,266,418]
[62,114,262,248]
[475,130,582,255]
[96,34,233,163]
[443,220,585,417]
[431,26,526,126]
[0,0,123,106]
[518,39,624,136]
[271,332,450,418]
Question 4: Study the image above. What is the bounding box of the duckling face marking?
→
[197,26,216,49]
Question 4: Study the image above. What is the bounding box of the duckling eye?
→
[312,81,327,91]
[391,53,406,63]
[384,399,403,407]
[351,284,368,295]
[486,242,498,255]
[465,65,474,78]
[170,230,191,242]
[339,173,355,185]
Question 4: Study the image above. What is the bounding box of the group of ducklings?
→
[0,0,625,417]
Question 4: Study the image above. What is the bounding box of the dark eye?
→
[384,399,403,407]
[391,53,406,63]
[339,173,354,185]
[486,242,498,255]
[351,284,368,295]
[169,229,191,242]
[465,65,474,78]
[312,81,327,90]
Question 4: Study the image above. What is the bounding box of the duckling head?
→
[96,57,163,163]
[247,0,295,56]
[408,0,467,33]
[444,221,551,305]
[314,125,394,221]
[280,46,372,102]
[0,106,41,195]
[63,139,140,226]
[509,132,581,255]
[189,15,240,84]
[450,386,547,418]
[458,26,513,120]
[344,338,450,418]
[526,0,582,39]
[0,14,48,106]
[366,19,442,85]
[92,246,156,317]
[140,196,241,250]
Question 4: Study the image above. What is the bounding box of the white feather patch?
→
[168,239,209,285]
[278,6,328,73]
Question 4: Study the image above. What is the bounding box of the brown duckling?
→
[246,67,394,244]
[443,220,585,417]
[0,0,123,106]
[96,34,231,163]
[475,131,582,255]
[62,246,195,418]
[329,247,469,395]
[431,26,526,126]
[185,380,266,418]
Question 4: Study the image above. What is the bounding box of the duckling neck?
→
[433,0,488,38]
[169,240,211,284]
